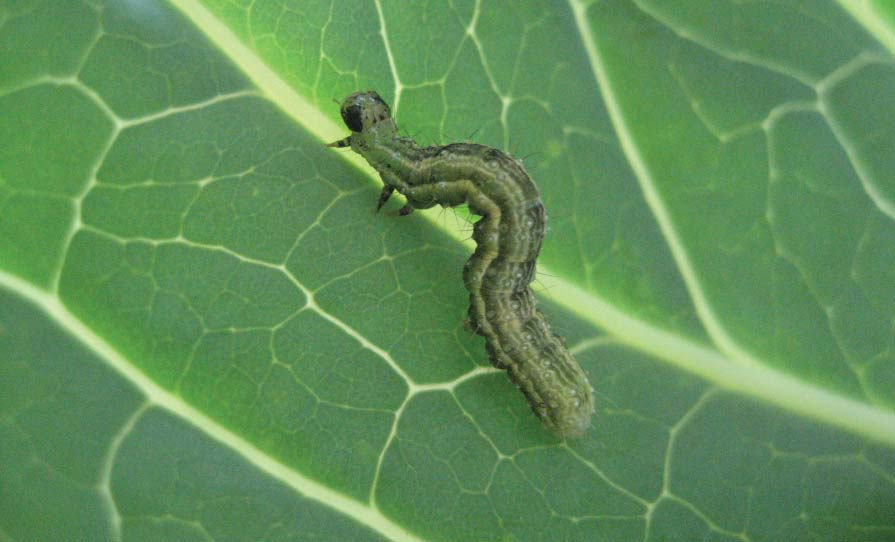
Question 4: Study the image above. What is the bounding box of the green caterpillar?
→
[329,91,594,438]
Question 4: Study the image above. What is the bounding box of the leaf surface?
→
[1,0,894,540]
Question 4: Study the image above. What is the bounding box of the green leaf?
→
[1,0,894,541]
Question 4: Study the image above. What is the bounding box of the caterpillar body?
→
[329,91,594,438]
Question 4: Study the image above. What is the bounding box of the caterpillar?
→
[328,91,594,438]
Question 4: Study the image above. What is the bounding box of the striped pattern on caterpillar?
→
[328,91,594,438]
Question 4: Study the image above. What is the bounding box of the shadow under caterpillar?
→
[329,91,594,438]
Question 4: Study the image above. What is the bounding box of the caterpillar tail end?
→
[549,407,593,439]
[539,375,596,439]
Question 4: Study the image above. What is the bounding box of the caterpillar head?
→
[339,91,393,133]
[327,91,397,150]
